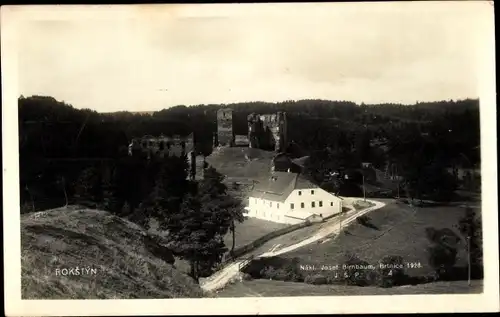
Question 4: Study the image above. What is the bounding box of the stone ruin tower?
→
[248,112,288,152]
[216,108,235,147]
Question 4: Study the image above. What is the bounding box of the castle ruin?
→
[128,133,197,179]
[248,112,288,152]
[216,108,235,147]
[215,108,288,152]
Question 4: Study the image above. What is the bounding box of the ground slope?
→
[216,279,483,297]
[282,199,476,278]
[206,147,275,181]
[21,206,203,299]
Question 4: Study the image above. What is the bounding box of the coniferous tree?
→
[167,192,227,280]
[198,167,244,258]
[102,168,123,215]
[73,166,103,208]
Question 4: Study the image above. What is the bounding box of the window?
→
[330,202,334,206]
[291,203,294,209]
[311,190,315,195]
[277,203,280,209]
[301,202,305,208]
[270,202,273,207]
[319,201,323,207]
[298,191,302,196]
[312,202,315,208]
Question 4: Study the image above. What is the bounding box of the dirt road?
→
[200,199,386,293]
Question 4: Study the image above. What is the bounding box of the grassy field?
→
[21,206,203,299]
[223,217,289,252]
[152,215,289,275]
[280,200,475,278]
[206,147,275,181]
[216,279,483,297]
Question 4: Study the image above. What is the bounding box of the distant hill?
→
[101,110,156,115]
[21,206,204,299]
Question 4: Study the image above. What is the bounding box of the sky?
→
[13,2,491,112]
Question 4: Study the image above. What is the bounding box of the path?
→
[200,199,386,293]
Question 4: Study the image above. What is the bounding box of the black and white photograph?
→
[2,2,498,315]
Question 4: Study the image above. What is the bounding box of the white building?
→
[245,171,343,225]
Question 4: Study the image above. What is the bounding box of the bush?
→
[376,255,406,288]
[356,215,370,225]
[425,226,461,280]
[426,243,457,278]
[21,201,34,214]
[425,227,460,248]
[244,257,303,282]
[242,273,253,281]
[425,227,438,243]
[304,274,328,285]
[339,253,377,286]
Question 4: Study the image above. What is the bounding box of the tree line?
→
[17,95,481,283]
[19,95,480,211]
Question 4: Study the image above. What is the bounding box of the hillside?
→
[281,200,474,278]
[21,206,204,299]
[205,147,275,182]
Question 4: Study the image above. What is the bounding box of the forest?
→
[19,95,480,211]
[17,95,481,281]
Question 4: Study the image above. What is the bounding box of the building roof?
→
[291,156,310,168]
[250,171,317,202]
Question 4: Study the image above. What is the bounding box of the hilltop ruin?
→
[215,108,288,153]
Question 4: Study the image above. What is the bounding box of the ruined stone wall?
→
[129,134,194,157]
[128,133,196,179]
[217,108,235,147]
[248,112,287,152]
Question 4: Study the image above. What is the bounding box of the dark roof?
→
[291,156,310,168]
[250,171,317,202]
[295,176,317,190]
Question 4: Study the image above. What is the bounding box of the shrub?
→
[304,274,328,285]
[425,227,438,243]
[376,255,406,288]
[245,257,304,282]
[426,243,457,278]
[426,227,460,248]
[339,253,377,286]
[356,215,370,225]
[21,201,35,214]
[356,215,379,230]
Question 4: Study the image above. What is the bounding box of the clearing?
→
[222,217,289,252]
[21,206,203,299]
[205,147,275,181]
[200,200,385,292]
[280,200,476,278]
